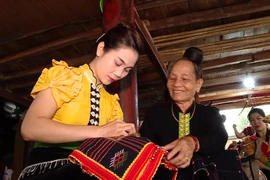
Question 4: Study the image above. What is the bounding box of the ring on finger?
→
[184,156,189,161]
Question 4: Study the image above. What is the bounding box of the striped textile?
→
[69,136,178,180]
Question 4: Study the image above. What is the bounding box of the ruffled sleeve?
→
[31,59,83,108]
[109,94,124,122]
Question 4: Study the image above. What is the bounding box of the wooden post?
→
[12,125,25,180]
[119,69,139,128]
[102,0,139,128]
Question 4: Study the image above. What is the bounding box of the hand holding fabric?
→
[100,119,136,137]
[162,136,195,168]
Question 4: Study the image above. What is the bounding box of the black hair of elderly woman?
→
[183,47,203,65]
[139,47,229,179]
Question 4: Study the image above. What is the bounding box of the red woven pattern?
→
[69,136,178,180]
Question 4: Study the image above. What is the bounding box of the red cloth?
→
[241,126,255,136]
[69,136,178,180]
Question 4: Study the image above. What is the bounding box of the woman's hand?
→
[162,136,195,168]
[100,119,136,138]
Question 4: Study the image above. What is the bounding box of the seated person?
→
[227,140,241,150]
[18,22,144,180]
[246,108,270,178]
[139,47,228,179]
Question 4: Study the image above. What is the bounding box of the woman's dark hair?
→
[183,47,203,64]
[183,47,203,79]
[247,108,265,120]
[96,22,144,57]
[165,47,204,103]
[167,47,203,79]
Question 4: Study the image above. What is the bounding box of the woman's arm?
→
[257,160,270,171]
[21,89,136,143]
[233,124,246,138]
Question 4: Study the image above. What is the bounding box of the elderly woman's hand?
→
[162,136,195,168]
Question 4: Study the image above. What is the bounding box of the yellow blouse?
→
[31,60,123,149]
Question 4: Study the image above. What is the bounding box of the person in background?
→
[139,47,228,179]
[227,140,238,150]
[227,140,244,154]
[233,124,255,139]
[19,22,144,180]
[247,108,270,178]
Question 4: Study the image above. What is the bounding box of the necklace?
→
[171,102,196,122]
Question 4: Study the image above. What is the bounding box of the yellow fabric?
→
[178,113,190,138]
[243,136,269,165]
[31,60,123,147]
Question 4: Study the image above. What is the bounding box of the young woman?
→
[19,22,144,180]
[247,108,270,178]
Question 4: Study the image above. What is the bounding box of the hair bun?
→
[183,47,203,65]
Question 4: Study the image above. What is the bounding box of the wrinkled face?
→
[95,44,138,85]
[249,112,266,132]
[167,60,203,103]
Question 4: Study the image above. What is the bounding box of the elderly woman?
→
[139,47,228,179]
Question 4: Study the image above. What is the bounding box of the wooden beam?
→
[160,33,270,58]
[202,54,252,70]
[148,0,270,31]
[210,95,270,107]
[213,97,270,110]
[1,54,94,80]
[134,8,167,82]
[0,29,101,65]
[138,63,270,85]
[201,78,270,94]
[0,88,31,107]
[136,0,187,11]
[199,88,270,102]
[138,32,270,69]
[203,70,270,87]
[203,60,270,79]
[154,16,270,49]
[254,51,270,62]
[7,81,35,90]
[137,51,270,83]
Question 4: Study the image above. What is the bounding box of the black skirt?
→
[18,147,97,180]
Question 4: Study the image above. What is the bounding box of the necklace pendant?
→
[171,102,196,138]
[178,112,190,138]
